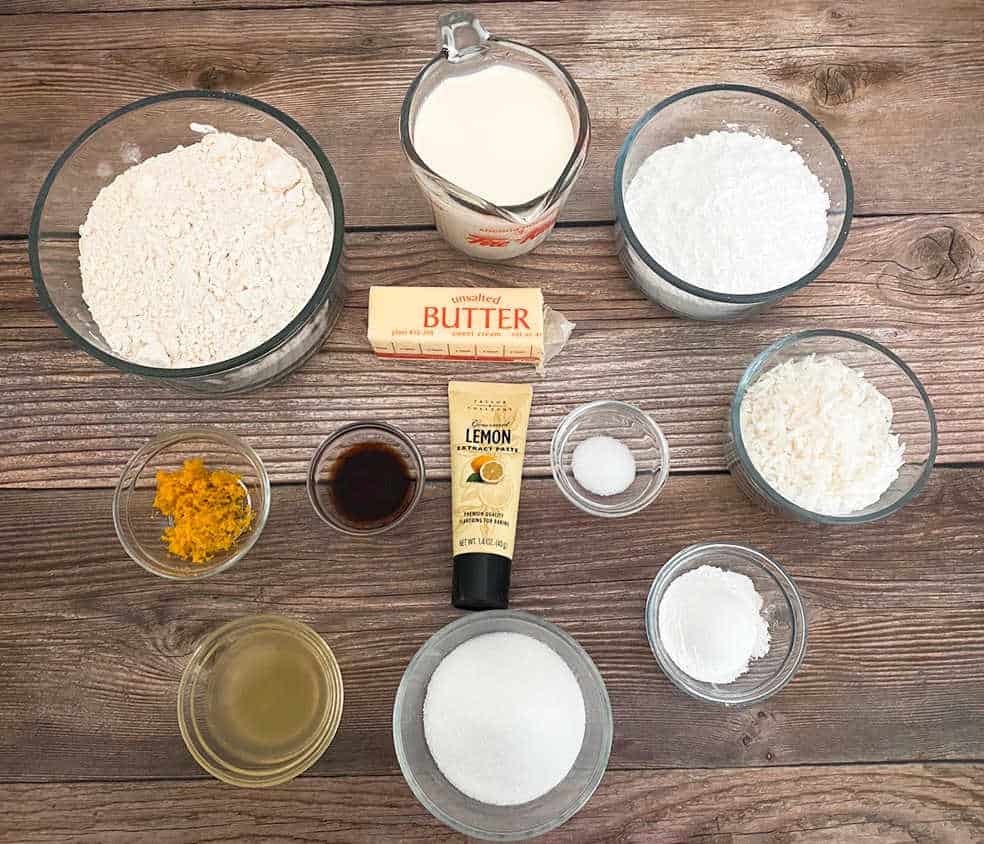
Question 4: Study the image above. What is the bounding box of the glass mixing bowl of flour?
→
[393,611,612,841]
[30,91,346,394]
[614,84,853,321]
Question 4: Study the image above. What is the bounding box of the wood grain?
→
[1,469,982,780]
[2,764,983,842]
[1,3,983,232]
[3,214,982,488]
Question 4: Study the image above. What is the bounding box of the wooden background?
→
[2,1,983,841]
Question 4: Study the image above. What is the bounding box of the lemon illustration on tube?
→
[479,460,504,484]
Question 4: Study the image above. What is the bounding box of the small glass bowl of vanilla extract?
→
[306,422,426,535]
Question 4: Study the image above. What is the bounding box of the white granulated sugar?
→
[658,565,770,684]
[422,631,585,806]
[740,354,905,516]
[625,130,830,294]
[572,435,636,496]
[79,131,333,367]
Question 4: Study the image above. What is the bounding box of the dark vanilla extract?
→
[330,442,414,527]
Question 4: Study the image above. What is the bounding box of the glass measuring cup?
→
[400,12,590,261]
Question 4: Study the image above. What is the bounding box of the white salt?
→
[572,435,636,496]
[657,565,771,684]
[423,631,585,806]
[624,130,830,294]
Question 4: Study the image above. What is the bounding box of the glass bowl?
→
[113,427,270,579]
[614,84,853,321]
[306,421,426,535]
[393,611,612,841]
[646,543,807,707]
[30,90,346,394]
[551,400,670,518]
[726,330,938,524]
[178,615,344,787]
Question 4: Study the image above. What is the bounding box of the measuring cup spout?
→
[439,11,492,62]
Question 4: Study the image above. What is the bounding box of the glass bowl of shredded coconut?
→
[614,84,853,321]
[30,91,346,394]
[728,330,938,524]
[551,400,670,518]
[646,543,807,707]
[393,611,612,841]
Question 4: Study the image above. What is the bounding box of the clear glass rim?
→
[392,610,613,841]
[730,329,939,525]
[29,90,346,379]
[645,542,808,707]
[306,421,426,536]
[112,426,271,580]
[613,83,855,304]
[550,400,671,518]
[399,37,591,218]
[177,614,344,787]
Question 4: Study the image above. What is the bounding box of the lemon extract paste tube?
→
[448,381,533,610]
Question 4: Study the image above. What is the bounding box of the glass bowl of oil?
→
[178,615,344,787]
[113,427,270,580]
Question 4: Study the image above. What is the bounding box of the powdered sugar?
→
[658,565,771,684]
[624,130,830,294]
[79,131,333,368]
[740,354,905,515]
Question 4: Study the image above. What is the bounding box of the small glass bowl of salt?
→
[551,400,670,518]
[646,543,808,707]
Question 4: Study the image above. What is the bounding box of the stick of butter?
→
[368,287,573,368]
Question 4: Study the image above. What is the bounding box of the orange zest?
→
[153,458,253,564]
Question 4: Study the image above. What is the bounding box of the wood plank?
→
[2,764,982,842]
[3,214,982,488]
[1,469,982,780]
[1,3,983,232]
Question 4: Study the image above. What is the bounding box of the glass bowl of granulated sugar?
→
[646,543,808,707]
[614,84,853,321]
[393,611,613,841]
[30,91,346,394]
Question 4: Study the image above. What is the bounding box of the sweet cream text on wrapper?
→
[367,287,573,369]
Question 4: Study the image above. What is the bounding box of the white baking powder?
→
[658,565,770,684]
[80,131,333,368]
[422,631,585,806]
[624,130,830,294]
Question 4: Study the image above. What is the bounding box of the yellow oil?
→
[207,629,329,764]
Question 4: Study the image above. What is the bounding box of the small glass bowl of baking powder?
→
[646,543,808,707]
[551,400,670,518]
[614,84,853,321]
[114,427,270,580]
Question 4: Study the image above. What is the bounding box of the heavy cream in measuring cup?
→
[412,65,575,207]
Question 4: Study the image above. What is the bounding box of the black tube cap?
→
[452,553,511,610]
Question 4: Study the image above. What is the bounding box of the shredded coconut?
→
[79,131,333,368]
[658,564,770,684]
[624,130,830,294]
[740,354,905,515]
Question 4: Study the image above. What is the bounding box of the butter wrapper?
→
[368,287,573,369]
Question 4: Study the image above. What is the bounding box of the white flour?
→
[625,130,830,294]
[80,131,333,368]
[658,565,771,684]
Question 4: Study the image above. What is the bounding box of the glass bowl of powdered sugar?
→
[646,543,808,707]
[30,91,346,394]
[614,84,853,321]
[393,611,612,841]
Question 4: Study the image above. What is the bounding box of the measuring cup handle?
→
[438,11,492,62]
